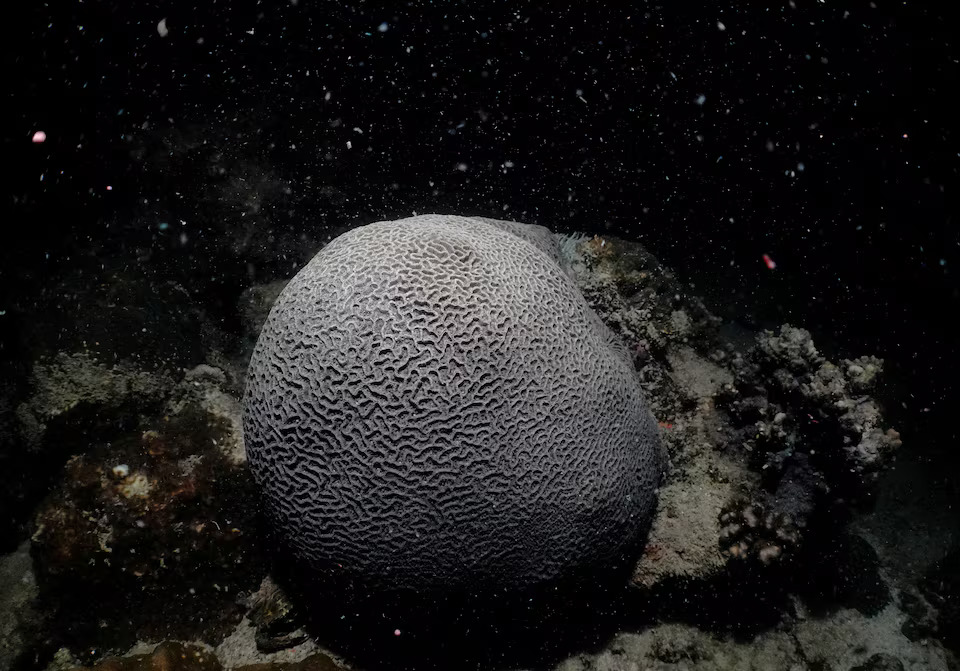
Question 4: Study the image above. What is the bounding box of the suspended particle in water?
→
[32,131,46,143]
[762,253,776,270]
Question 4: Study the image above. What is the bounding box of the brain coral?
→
[242,214,663,593]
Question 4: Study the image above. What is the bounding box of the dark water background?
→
[4,2,958,532]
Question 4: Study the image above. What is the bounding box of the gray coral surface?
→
[242,214,663,592]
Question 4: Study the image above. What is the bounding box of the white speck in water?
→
[157,19,169,37]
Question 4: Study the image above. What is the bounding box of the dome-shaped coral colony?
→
[242,214,663,592]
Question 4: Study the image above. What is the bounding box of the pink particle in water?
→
[106,185,113,191]
[394,629,401,636]
[32,131,47,143]
[762,253,776,270]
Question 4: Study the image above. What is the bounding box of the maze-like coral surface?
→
[243,215,662,591]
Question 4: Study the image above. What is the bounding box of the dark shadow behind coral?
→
[262,520,651,671]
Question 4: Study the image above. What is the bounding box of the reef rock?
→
[29,365,265,656]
